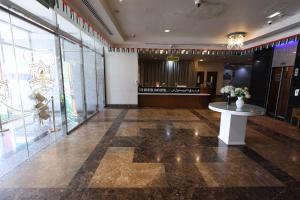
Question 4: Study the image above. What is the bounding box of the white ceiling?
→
[72,0,300,49]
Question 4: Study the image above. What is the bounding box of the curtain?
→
[139,60,197,87]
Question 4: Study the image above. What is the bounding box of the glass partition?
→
[0,10,64,176]
[10,15,64,153]
[61,38,86,130]
[0,0,105,177]
[96,53,105,109]
[0,10,29,176]
[83,47,97,117]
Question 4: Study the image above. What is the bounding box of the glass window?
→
[61,38,85,130]
[96,53,105,109]
[0,13,64,176]
[0,11,13,44]
[0,0,106,176]
[83,47,97,116]
[81,31,95,50]
[0,9,29,177]
[10,0,56,25]
[95,40,103,55]
[57,14,81,40]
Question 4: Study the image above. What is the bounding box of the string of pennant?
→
[54,0,110,47]
[53,0,299,55]
[109,34,300,55]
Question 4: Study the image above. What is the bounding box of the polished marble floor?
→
[0,108,299,199]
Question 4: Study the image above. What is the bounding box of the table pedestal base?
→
[218,112,247,145]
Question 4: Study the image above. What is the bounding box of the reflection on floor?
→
[0,108,299,199]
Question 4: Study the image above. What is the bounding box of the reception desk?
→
[138,87,211,108]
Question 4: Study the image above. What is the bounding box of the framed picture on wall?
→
[223,69,234,85]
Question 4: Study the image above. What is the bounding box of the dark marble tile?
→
[110,136,140,147]
[123,119,201,123]
[1,187,297,200]
[248,121,300,151]
[192,187,285,200]
[0,188,66,200]
[238,146,300,188]
[200,147,224,163]
[165,163,207,188]
[133,127,225,163]
[197,136,227,147]
[190,109,219,132]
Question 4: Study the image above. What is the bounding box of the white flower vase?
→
[236,97,244,109]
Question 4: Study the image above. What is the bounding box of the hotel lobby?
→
[0,0,300,199]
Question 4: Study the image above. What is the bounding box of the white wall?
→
[105,52,138,105]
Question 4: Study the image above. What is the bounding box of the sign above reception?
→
[167,56,180,62]
[138,87,200,94]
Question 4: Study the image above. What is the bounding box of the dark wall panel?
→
[288,42,300,120]
[249,49,274,107]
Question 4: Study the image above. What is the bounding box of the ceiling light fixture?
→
[227,32,246,50]
[267,11,281,19]
[164,29,171,33]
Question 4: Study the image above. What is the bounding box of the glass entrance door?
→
[61,38,86,131]
[0,10,64,176]
[83,47,97,117]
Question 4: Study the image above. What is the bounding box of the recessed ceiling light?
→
[267,11,281,19]
[164,29,171,33]
[119,0,123,2]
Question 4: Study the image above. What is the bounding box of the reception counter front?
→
[138,87,211,108]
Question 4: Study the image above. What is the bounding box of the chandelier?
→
[227,32,246,49]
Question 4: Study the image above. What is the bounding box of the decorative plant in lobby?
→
[220,85,235,105]
[233,87,251,109]
[220,86,251,108]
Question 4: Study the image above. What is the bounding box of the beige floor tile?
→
[116,122,157,137]
[89,147,167,188]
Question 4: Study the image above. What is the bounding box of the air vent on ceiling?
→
[81,0,113,35]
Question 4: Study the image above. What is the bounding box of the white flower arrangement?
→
[220,85,251,99]
[220,85,235,97]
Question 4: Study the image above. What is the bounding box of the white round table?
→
[209,102,265,145]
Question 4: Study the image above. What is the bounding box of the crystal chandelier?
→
[227,32,246,49]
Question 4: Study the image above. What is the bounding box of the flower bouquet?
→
[220,85,235,105]
[220,86,251,108]
[232,87,251,109]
